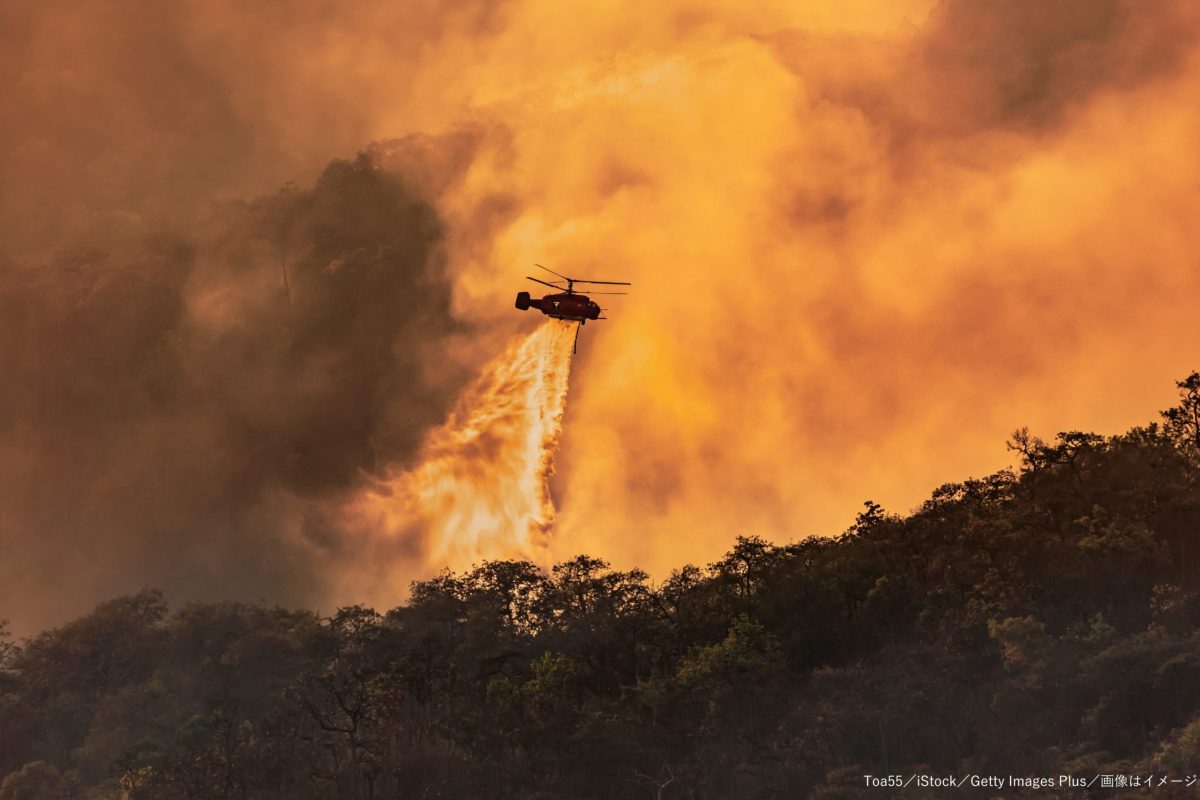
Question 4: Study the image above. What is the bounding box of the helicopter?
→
[515,264,631,351]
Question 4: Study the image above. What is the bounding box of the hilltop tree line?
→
[3,374,1200,799]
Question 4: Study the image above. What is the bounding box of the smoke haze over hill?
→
[4,0,1200,632]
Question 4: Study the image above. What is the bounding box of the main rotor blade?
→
[526,276,564,290]
[536,263,631,286]
[534,263,571,281]
[586,291,627,295]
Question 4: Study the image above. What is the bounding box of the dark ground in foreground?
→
[3,375,1200,799]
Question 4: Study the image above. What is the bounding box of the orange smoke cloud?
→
[393,0,1200,577]
[4,0,1200,630]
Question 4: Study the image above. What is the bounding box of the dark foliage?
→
[4,374,1200,799]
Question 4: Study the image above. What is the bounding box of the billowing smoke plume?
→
[0,151,472,632]
[5,0,1200,632]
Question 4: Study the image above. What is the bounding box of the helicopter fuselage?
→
[515,291,600,323]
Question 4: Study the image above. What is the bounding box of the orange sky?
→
[4,0,1200,632]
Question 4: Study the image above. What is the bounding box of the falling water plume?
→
[350,320,578,573]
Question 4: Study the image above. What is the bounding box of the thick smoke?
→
[0,152,470,633]
[0,0,507,262]
[5,0,1200,631]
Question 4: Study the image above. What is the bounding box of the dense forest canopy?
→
[3,374,1200,799]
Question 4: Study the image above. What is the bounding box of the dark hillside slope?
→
[3,375,1200,799]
